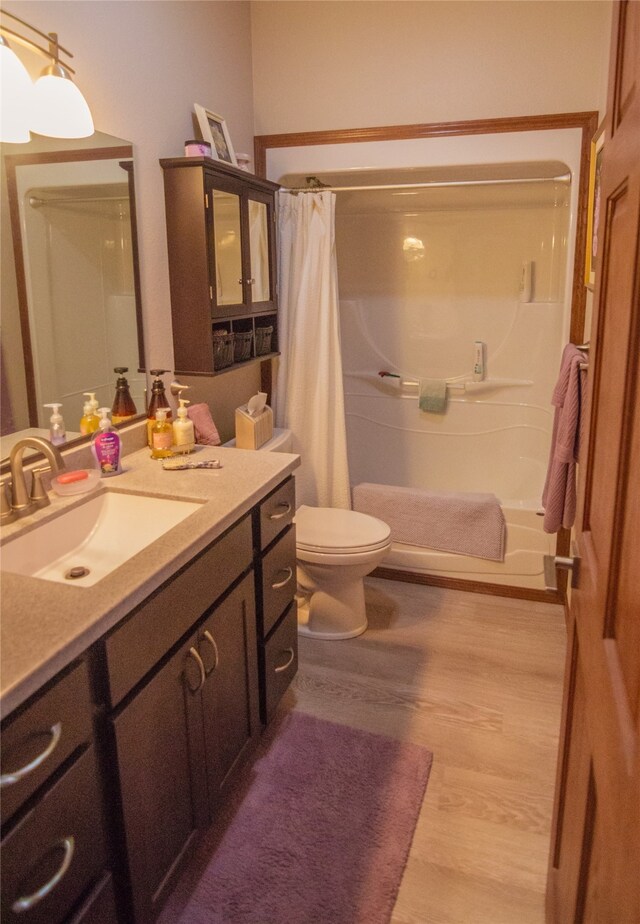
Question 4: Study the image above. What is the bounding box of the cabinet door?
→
[111,634,208,924]
[198,574,260,814]
[210,185,244,312]
[246,190,276,311]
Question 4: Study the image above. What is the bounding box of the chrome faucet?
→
[7,437,66,518]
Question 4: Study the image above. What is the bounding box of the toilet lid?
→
[295,505,391,554]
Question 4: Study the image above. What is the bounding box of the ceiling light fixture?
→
[0,8,94,143]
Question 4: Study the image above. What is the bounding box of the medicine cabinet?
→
[161,157,279,376]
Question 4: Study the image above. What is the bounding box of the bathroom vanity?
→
[0,442,299,924]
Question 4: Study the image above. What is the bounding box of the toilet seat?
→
[295,505,391,555]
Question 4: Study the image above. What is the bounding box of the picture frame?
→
[585,122,605,290]
[194,104,237,166]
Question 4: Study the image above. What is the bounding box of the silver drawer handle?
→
[201,630,219,675]
[267,501,291,521]
[271,566,293,590]
[186,647,206,693]
[12,835,75,913]
[0,722,62,787]
[274,648,295,674]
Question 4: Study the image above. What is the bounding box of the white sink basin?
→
[0,491,203,586]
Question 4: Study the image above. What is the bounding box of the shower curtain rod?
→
[281,174,571,194]
[28,194,128,207]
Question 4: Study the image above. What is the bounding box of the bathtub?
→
[344,378,558,592]
[381,503,556,590]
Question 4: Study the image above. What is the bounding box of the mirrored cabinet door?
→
[212,189,243,307]
[248,198,271,304]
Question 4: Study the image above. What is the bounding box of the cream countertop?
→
[0,443,299,720]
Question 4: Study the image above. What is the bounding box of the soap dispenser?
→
[172,398,195,454]
[150,407,173,460]
[92,408,122,476]
[43,403,66,446]
[111,367,137,424]
[80,399,100,436]
[147,370,172,447]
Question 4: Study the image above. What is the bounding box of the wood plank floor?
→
[280,577,566,924]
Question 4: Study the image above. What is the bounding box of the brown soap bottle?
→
[111,367,138,424]
[147,370,172,447]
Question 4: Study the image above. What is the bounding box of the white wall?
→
[5,1,260,439]
[251,0,612,134]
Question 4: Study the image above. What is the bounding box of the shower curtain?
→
[275,191,351,509]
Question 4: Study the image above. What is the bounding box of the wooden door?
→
[546,3,640,922]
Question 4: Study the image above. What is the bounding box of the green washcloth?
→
[419,379,447,413]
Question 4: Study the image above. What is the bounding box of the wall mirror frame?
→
[1,135,146,469]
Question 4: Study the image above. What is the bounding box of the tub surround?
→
[0,439,300,719]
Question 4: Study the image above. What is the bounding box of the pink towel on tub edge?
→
[352,482,506,562]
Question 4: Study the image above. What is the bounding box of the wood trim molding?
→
[255,111,597,347]
[372,566,564,605]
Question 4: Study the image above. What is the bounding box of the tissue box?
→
[235,404,273,449]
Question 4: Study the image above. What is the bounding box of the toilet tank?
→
[224,427,293,452]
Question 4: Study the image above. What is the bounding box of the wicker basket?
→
[233,330,253,363]
[255,325,274,356]
[213,331,234,369]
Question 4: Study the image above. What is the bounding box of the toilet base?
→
[295,579,368,640]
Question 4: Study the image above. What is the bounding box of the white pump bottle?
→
[43,403,66,446]
[172,398,195,454]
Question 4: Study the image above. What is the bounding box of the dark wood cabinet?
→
[109,569,259,924]
[161,157,279,376]
[1,477,297,924]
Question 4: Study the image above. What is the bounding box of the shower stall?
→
[271,127,584,594]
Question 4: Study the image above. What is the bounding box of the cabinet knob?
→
[246,278,255,285]
[11,835,75,912]
[0,722,62,787]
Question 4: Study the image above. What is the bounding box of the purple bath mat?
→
[158,710,433,924]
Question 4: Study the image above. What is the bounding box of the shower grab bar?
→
[374,371,533,393]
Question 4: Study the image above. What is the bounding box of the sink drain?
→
[65,566,90,580]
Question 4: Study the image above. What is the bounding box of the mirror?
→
[249,200,270,302]
[212,189,243,306]
[0,131,145,462]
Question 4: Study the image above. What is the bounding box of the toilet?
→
[224,428,391,638]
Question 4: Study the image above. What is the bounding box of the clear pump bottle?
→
[43,403,66,446]
[150,407,173,460]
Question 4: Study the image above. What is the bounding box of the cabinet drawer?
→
[260,525,296,638]
[261,603,298,724]
[1,746,107,924]
[1,661,93,826]
[259,478,295,550]
[105,515,252,706]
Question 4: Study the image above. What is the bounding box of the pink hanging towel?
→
[542,344,586,533]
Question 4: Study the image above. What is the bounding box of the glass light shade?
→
[0,39,33,143]
[31,66,94,138]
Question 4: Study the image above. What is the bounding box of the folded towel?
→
[419,379,447,413]
[187,403,221,446]
[353,482,506,561]
[541,344,585,533]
